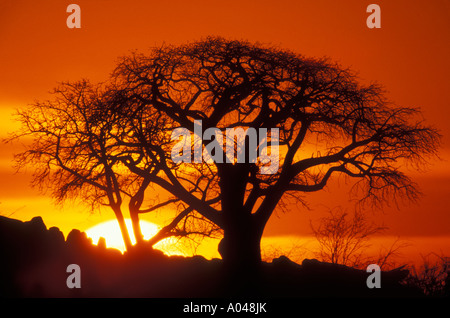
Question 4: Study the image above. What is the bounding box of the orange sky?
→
[1,0,449,265]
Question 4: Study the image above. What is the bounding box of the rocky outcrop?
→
[0,215,424,298]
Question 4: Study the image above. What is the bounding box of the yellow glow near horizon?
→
[85,218,186,256]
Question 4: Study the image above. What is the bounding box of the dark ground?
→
[0,215,425,298]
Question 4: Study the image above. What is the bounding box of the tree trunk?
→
[217,163,265,294]
[218,165,262,259]
[219,218,263,269]
[218,215,264,296]
[130,208,144,245]
[113,207,133,251]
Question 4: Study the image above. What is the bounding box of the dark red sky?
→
[0,1,449,259]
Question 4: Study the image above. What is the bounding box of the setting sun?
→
[86,219,157,252]
[1,0,449,301]
[85,219,185,256]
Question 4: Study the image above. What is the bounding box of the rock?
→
[48,226,65,243]
[272,255,302,270]
[0,215,427,298]
[26,216,47,232]
[97,236,107,249]
[66,229,93,248]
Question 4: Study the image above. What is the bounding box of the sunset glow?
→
[1,1,449,296]
[85,219,191,256]
[85,219,159,252]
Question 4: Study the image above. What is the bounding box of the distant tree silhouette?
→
[310,209,383,266]
[403,253,450,297]
[105,37,440,274]
[310,208,407,268]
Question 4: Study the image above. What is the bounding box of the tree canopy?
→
[10,37,441,271]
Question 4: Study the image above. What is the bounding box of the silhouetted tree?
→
[106,37,440,274]
[8,80,219,251]
[404,253,450,297]
[10,37,440,277]
[9,81,133,250]
[310,208,407,268]
[310,209,384,266]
